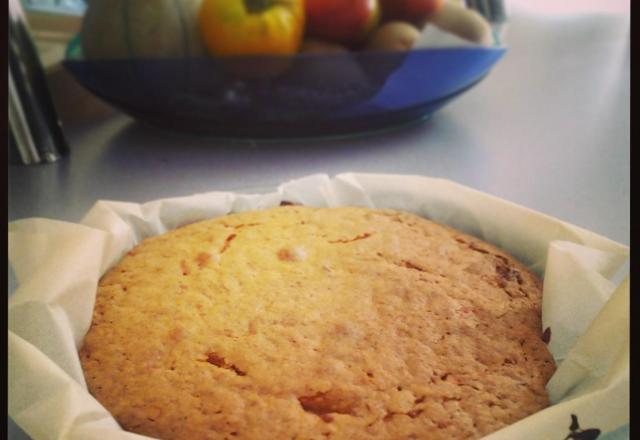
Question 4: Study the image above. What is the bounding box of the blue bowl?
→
[63,36,505,138]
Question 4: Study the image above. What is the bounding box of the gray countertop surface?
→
[8,2,630,439]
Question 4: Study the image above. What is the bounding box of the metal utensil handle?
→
[9,0,68,165]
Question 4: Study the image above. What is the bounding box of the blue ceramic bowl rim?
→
[65,32,505,61]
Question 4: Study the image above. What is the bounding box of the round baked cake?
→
[80,206,556,440]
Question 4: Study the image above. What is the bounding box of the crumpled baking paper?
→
[8,173,629,440]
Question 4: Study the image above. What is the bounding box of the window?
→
[21,0,86,15]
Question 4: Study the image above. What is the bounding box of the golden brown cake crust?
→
[80,206,555,440]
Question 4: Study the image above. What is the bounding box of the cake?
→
[79,206,556,439]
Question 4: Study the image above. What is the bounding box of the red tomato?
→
[305,0,380,46]
[380,0,445,25]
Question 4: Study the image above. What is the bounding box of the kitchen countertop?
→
[8,2,630,439]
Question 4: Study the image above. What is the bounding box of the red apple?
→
[305,0,380,46]
[380,0,445,26]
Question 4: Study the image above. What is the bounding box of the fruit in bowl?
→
[67,0,504,137]
[81,0,494,62]
[199,0,306,56]
[81,0,205,59]
[197,0,306,77]
[365,21,422,52]
[427,1,494,46]
[379,0,445,26]
[305,0,381,47]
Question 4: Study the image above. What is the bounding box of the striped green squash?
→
[81,0,205,59]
